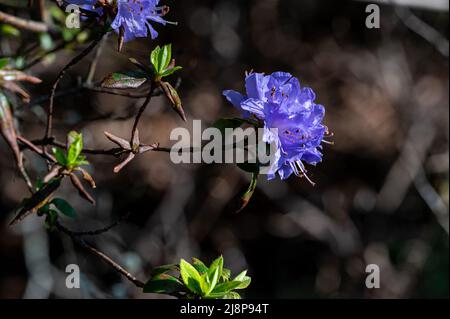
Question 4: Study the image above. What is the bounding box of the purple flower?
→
[223,72,328,182]
[66,0,172,42]
[111,0,171,42]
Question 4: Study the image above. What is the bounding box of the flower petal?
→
[240,98,265,119]
[245,73,269,100]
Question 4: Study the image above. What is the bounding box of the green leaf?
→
[67,131,83,167]
[192,258,208,274]
[205,265,220,296]
[208,256,223,281]
[0,57,9,70]
[160,66,182,78]
[224,291,241,299]
[180,259,203,295]
[101,71,148,89]
[51,198,77,218]
[74,160,89,167]
[236,277,251,290]
[233,270,248,281]
[52,147,67,166]
[150,45,161,71]
[200,273,211,295]
[73,154,89,167]
[143,273,185,294]
[1,25,20,37]
[221,268,231,282]
[35,178,44,191]
[208,280,243,298]
[233,270,251,289]
[150,264,179,277]
[37,203,50,216]
[44,209,58,230]
[157,44,171,73]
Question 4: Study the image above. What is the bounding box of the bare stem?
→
[0,10,50,33]
[56,213,131,236]
[130,85,155,144]
[86,33,110,84]
[45,33,107,142]
[56,221,145,288]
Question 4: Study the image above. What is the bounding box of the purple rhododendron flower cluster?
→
[67,0,170,42]
[223,72,328,181]
[112,0,170,42]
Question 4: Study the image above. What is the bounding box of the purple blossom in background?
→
[66,0,172,42]
[111,0,170,42]
[223,72,329,182]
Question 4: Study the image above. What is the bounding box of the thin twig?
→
[131,85,154,143]
[30,137,176,156]
[17,135,56,162]
[86,33,110,84]
[56,221,145,288]
[0,10,50,33]
[23,85,157,110]
[38,0,49,23]
[55,212,131,236]
[45,32,107,142]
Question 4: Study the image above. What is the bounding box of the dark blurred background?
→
[0,0,448,298]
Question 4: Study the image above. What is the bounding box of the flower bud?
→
[160,81,186,122]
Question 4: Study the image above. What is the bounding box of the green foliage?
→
[143,273,185,294]
[0,57,8,70]
[1,25,20,37]
[44,208,58,230]
[180,259,204,295]
[67,131,83,164]
[160,66,182,78]
[101,44,182,91]
[52,131,89,170]
[143,256,251,299]
[150,44,182,79]
[52,148,67,166]
[151,44,171,74]
[51,198,77,218]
